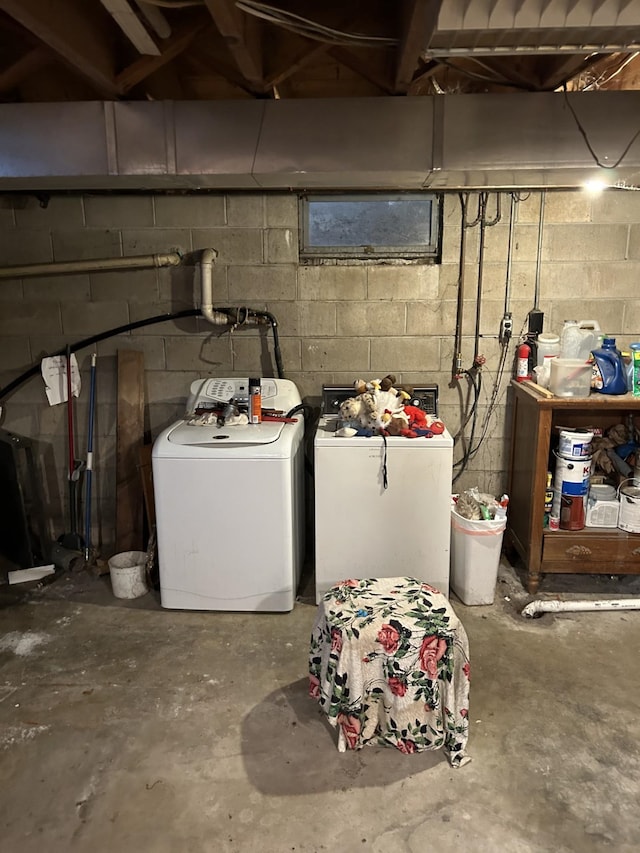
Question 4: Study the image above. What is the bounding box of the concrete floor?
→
[1,561,640,853]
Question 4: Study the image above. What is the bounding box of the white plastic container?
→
[560,320,601,360]
[536,334,560,366]
[585,484,619,528]
[558,428,594,459]
[108,550,149,599]
[450,508,506,605]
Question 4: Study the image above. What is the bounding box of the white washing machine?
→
[152,377,305,612]
[314,386,453,603]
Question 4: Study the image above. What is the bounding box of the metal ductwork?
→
[0,93,639,191]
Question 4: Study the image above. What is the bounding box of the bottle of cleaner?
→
[591,337,628,395]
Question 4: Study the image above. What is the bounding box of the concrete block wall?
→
[0,189,639,557]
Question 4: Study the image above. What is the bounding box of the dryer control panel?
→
[321,385,439,417]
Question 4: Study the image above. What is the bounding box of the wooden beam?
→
[0,46,51,94]
[116,350,145,554]
[0,0,119,96]
[203,0,263,88]
[265,40,332,89]
[116,21,208,94]
[328,47,395,95]
[395,0,442,93]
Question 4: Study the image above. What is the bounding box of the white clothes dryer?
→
[152,377,305,611]
[314,386,453,603]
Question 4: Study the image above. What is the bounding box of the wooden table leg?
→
[527,572,541,595]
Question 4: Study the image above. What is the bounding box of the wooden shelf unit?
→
[506,380,640,594]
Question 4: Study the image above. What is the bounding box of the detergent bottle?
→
[591,337,628,395]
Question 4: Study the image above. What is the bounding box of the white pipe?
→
[522,598,640,618]
[0,252,182,280]
[198,247,229,326]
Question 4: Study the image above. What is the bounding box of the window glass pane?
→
[301,194,440,258]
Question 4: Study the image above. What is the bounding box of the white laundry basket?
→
[108,550,149,599]
[450,508,506,605]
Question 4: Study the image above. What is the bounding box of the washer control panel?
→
[321,385,438,417]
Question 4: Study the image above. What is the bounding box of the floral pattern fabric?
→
[309,577,471,767]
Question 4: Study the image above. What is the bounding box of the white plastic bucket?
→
[618,479,640,533]
[554,453,591,496]
[450,509,506,606]
[108,550,149,599]
[558,429,594,459]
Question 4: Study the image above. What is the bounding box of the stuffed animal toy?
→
[338,391,378,427]
[401,405,446,438]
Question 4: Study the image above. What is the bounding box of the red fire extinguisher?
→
[516,342,531,381]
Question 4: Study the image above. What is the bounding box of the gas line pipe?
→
[522,598,640,618]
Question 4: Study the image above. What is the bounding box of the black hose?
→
[0,305,286,402]
[0,309,200,402]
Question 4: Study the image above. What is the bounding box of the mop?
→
[58,345,84,552]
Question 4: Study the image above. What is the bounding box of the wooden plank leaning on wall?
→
[116,349,145,553]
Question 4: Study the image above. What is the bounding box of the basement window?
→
[300,193,441,261]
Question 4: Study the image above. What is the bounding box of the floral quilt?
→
[309,577,471,767]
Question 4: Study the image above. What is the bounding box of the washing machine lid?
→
[167,420,285,447]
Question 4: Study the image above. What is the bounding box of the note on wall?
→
[41,354,81,406]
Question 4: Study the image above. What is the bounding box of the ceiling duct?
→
[0,94,639,191]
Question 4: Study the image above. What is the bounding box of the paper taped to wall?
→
[41,354,81,406]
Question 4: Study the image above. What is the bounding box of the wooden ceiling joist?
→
[0,0,119,96]
[0,45,50,94]
[203,0,264,89]
[329,47,395,95]
[116,22,209,94]
[395,0,442,93]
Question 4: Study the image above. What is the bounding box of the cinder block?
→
[264,301,336,337]
[541,261,640,300]
[227,195,264,226]
[53,229,121,261]
[165,334,233,372]
[191,228,263,264]
[62,301,130,336]
[266,229,299,263]
[298,265,366,300]
[544,192,591,223]
[406,300,454,335]
[371,336,439,373]
[0,281,23,301]
[0,338,32,371]
[229,265,297,300]
[129,301,200,335]
[302,338,369,372]
[85,195,154,227]
[24,274,91,302]
[266,195,298,228]
[14,196,84,228]
[90,269,158,303]
[367,265,438,300]
[545,224,628,261]
[96,335,165,369]
[146,370,203,405]
[121,228,190,256]
[158,263,208,305]
[154,195,225,227]
[0,229,53,265]
[0,303,62,336]
[628,224,640,259]
[549,299,627,337]
[338,302,406,337]
[232,334,301,374]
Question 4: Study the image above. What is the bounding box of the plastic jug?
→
[591,337,628,395]
[560,320,601,360]
[536,333,560,366]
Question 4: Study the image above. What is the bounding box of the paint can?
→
[559,494,586,530]
[558,428,594,459]
[554,452,591,496]
[618,478,640,533]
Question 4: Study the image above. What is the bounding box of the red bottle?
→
[516,342,531,381]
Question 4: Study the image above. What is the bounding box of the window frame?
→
[299,192,442,261]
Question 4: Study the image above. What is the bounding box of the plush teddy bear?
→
[338,391,378,427]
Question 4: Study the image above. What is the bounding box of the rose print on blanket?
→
[309,577,471,767]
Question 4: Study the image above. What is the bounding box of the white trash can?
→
[450,508,506,605]
[108,550,149,599]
